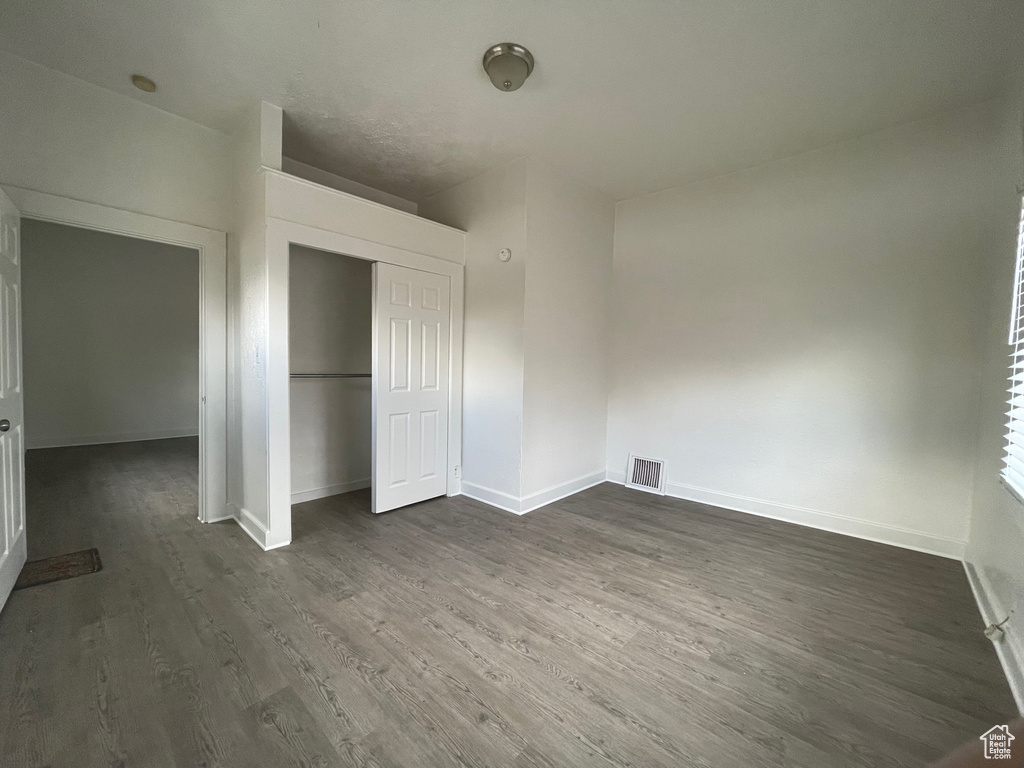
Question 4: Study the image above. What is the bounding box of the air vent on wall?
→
[625,455,666,495]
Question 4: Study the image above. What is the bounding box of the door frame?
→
[3,186,228,523]
[264,216,464,541]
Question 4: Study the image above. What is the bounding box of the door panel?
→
[419,410,439,479]
[0,188,26,611]
[3,278,20,396]
[390,318,410,391]
[389,413,410,486]
[421,321,440,390]
[373,263,450,514]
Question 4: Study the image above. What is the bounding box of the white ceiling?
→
[1,0,1020,201]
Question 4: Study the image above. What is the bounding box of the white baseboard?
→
[291,478,370,504]
[460,481,524,514]
[461,471,607,516]
[235,505,289,551]
[236,506,267,548]
[964,561,1024,715]
[202,501,238,525]
[204,511,236,523]
[605,470,966,560]
[27,427,199,450]
[520,471,608,514]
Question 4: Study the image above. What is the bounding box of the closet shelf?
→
[290,373,371,378]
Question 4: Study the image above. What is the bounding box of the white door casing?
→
[3,187,228,526]
[372,263,450,514]
[0,189,26,611]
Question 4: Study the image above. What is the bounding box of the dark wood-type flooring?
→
[0,438,1015,767]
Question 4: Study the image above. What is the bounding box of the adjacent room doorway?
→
[0,186,227,614]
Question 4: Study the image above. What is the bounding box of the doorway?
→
[0,186,228,615]
[19,220,200,551]
[5,187,228,525]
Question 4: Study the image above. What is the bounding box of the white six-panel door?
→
[0,189,26,611]
[372,263,450,514]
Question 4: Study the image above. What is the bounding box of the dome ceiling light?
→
[131,74,157,93]
[482,43,534,92]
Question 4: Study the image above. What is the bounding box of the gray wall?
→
[21,219,199,448]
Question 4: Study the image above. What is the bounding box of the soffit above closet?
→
[0,0,1019,201]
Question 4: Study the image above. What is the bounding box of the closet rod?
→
[290,373,372,379]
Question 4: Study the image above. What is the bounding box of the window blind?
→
[1003,197,1024,497]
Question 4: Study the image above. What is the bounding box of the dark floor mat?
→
[14,548,102,589]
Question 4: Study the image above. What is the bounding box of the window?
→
[1004,198,1024,497]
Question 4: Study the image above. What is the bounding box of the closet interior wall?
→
[289,245,372,503]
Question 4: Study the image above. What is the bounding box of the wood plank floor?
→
[0,438,1014,767]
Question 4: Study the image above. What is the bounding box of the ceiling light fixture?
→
[131,74,157,93]
[482,43,534,92]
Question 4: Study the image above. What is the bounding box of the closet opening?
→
[267,212,464,541]
[289,245,373,511]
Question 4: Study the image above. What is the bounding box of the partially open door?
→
[372,263,450,514]
[0,189,26,610]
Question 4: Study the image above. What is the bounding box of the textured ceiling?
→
[1,0,1020,201]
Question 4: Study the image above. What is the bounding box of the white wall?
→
[21,219,199,448]
[228,102,279,545]
[0,51,232,231]
[420,159,614,511]
[521,162,613,500]
[420,160,528,500]
[608,100,1008,557]
[964,88,1024,708]
[289,246,371,502]
[282,158,417,215]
